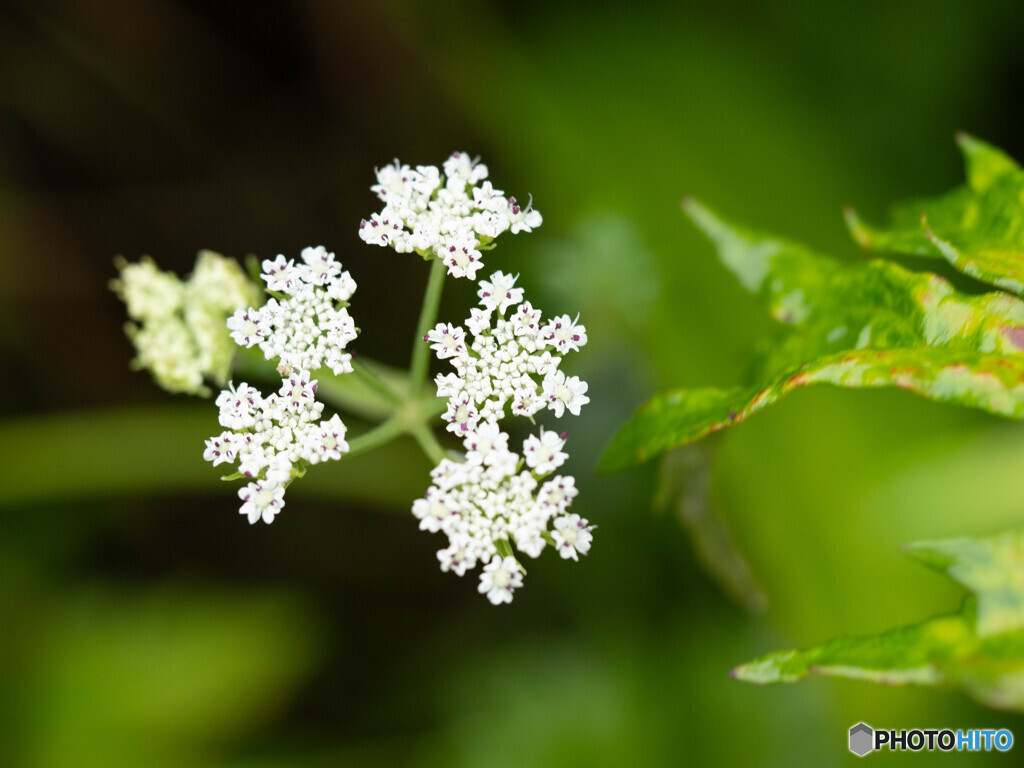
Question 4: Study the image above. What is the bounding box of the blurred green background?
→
[2,0,1024,765]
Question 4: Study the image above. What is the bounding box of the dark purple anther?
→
[729,411,736,420]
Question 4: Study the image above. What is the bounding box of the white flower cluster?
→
[207,247,357,524]
[413,272,592,604]
[430,271,590,433]
[112,251,260,394]
[359,151,543,279]
[203,372,349,524]
[227,246,358,376]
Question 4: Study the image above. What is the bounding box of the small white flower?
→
[477,271,524,314]
[438,533,478,577]
[322,307,357,347]
[466,307,492,336]
[301,246,342,285]
[371,161,422,203]
[203,431,240,466]
[306,413,348,463]
[510,302,542,337]
[358,211,403,247]
[238,479,286,525]
[216,382,262,430]
[543,370,590,417]
[463,423,509,465]
[264,455,294,485]
[538,476,578,512]
[444,151,489,189]
[542,314,588,354]
[277,371,317,411]
[425,323,467,359]
[440,236,483,280]
[443,397,480,435]
[522,429,568,474]
[260,255,300,292]
[472,181,507,213]
[508,196,542,234]
[226,308,266,348]
[412,487,457,533]
[326,271,357,303]
[324,347,353,376]
[478,555,524,605]
[514,527,547,559]
[551,514,595,561]
[430,458,468,491]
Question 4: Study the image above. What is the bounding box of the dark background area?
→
[2,1,1024,765]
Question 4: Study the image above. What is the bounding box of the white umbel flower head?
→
[227,247,358,376]
[207,246,359,525]
[430,270,589,431]
[410,265,593,604]
[205,371,351,524]
[410,427,591,604]
[112,251,261,394]
[359,152,542,278]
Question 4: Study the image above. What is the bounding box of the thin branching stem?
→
[351,359,404,405]
[408,257,447,399]
[346,417,406,458]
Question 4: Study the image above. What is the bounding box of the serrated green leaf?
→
[684,198,1024,350]
[600,201,1024,472]
[905,531,1024,637]
[846,134,1024,294]
[733,531,1024,712]
[601,350,1024,473]
[733,608,1024,712]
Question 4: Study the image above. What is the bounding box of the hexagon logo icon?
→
[849,723,874,757]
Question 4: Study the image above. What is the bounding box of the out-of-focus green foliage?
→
[602,190,1024,472]
[13,586,322,768]
[734,531,1024,712]
[848,135,1024,294]
[5,0,1024,765]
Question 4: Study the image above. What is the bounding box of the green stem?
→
[346,417,406,458]
[409,257,447,399]
[410,424,447,465]
[351,359,404,405]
